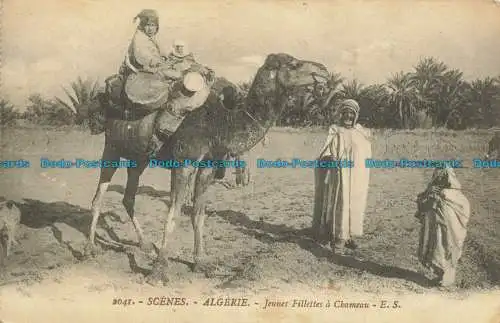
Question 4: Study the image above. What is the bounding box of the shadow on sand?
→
[107,184,195,215]
[108,184,170,199]
[83,185,433,286]
[1,195,193,277]
[14,198,132,258]
[216,209,435,288]
[2,197,145,276]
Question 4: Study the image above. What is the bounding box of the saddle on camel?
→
[99,9,216,158]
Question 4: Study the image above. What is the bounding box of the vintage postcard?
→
[0,0,499,322]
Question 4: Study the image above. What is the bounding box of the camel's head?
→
[270,53,330,94]
[251,53,330,109]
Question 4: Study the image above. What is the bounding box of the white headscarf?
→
[429,166,462,190]
[172,40,190,58]
[334,99,360,126]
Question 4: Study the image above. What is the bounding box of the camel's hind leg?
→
[191,166,216,274]
[85,147,119,257]
[122,160,153,252]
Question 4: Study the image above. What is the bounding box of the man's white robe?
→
[313,123,372,242]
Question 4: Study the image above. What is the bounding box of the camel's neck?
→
[245,75,285,130]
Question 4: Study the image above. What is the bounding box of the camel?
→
[84,77,241,256]
[86,53,331,284]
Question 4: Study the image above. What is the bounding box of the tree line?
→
[1,56,499,130]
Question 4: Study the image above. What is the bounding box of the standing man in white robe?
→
[312,99,372,254]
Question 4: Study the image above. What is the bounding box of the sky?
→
[1,0,500,109]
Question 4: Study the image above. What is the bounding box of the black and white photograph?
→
[0,1,499,322]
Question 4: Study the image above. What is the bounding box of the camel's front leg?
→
[191,166,216,274]
[123,160,153,253]
[147,166,193,285]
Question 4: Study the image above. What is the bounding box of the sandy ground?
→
[0,126,499,323]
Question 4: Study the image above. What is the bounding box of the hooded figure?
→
[163,40,198,74]
[415,166,471,287]
[312,99,372,254]
[172,40,191,58]
[121,9,180,79]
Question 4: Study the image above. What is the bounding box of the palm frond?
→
[54,97,77,113]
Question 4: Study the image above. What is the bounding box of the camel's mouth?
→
[288,60,330,92]
[311,69,330,83]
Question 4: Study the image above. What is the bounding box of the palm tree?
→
[0,99,19,126]
[361,83,390,128]
[410,57,449,125]
[24,94,46,120]
[321,72,344,107]
[386,72,420,128]
[337,79,390,127]
[278,72,345,127]
[463,77,500,128]
[339,79,365,102]
[411,57,448,92]
[237,78,253,96]
[24,93,75,126]
[436,69,469,128]
[55,77,100,125]
[306,72,345,126]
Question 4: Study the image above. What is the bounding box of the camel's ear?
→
[264,54,281,69]
[264,53,294,69]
